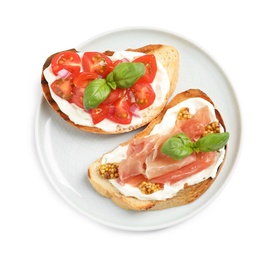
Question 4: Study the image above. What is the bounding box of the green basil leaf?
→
[83,79,111,110]
[196,132,230,152]
[106,81,117,90]
[161,133,195,160]
[106,62,145,89]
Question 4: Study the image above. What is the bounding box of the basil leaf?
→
[161,133,194,160]
[106,62,145,89]
[106,81,117,90]
[196,132,230,152]
[83,79,111,110]
[160,132,229,160]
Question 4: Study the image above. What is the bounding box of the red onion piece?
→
[121,58,129,62]
[130,103,140,117]
[57,69,71,79]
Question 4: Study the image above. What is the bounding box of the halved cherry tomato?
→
[130,82,156,109]
[102,88,129,105]
[72,71,98,88]
[82,52,112,78]
[51,51,81,77]
[90,104,109,124]
[107,98,133,124]
[132,54,157,83]
[50,78,72,100]
[70,87,85,108]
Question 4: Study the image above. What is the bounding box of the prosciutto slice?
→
[118,134,160,182]
[118,105,216,185]
[175,105,211,141]
[145,134,197,179]
[150,151,217,184]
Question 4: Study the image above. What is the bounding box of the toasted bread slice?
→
[41,44,179,134]
[88,89,228,211]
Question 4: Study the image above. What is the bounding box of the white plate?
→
[35,27,242,231]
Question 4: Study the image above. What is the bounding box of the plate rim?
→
[35,26,243,231]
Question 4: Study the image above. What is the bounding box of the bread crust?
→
[88,89,228,211]
[41,44,179,134]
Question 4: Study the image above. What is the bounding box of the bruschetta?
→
[41,44,179,134]
[88,89,229,211]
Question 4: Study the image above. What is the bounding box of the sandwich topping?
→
[100,97,229,200]
[43,50,170,131]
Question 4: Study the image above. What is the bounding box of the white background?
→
[1,0,275,259]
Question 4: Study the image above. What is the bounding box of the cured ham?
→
[118,105,217,185]
[117,174,147,186]
[118,134,160,182]
[150,151,217,185]
[175,105,211,141]
[145,149,197,179]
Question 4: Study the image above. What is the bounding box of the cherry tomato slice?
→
[132,54,157,83]
[130,82,156,109]
[101,88,129,105]
[82,52,112,78]
[107,98,133,124]
[70,87,85,109]
[72,71,98,88]
[50,78,72,100]
[51,51,81,76]
[90,104,109,124]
